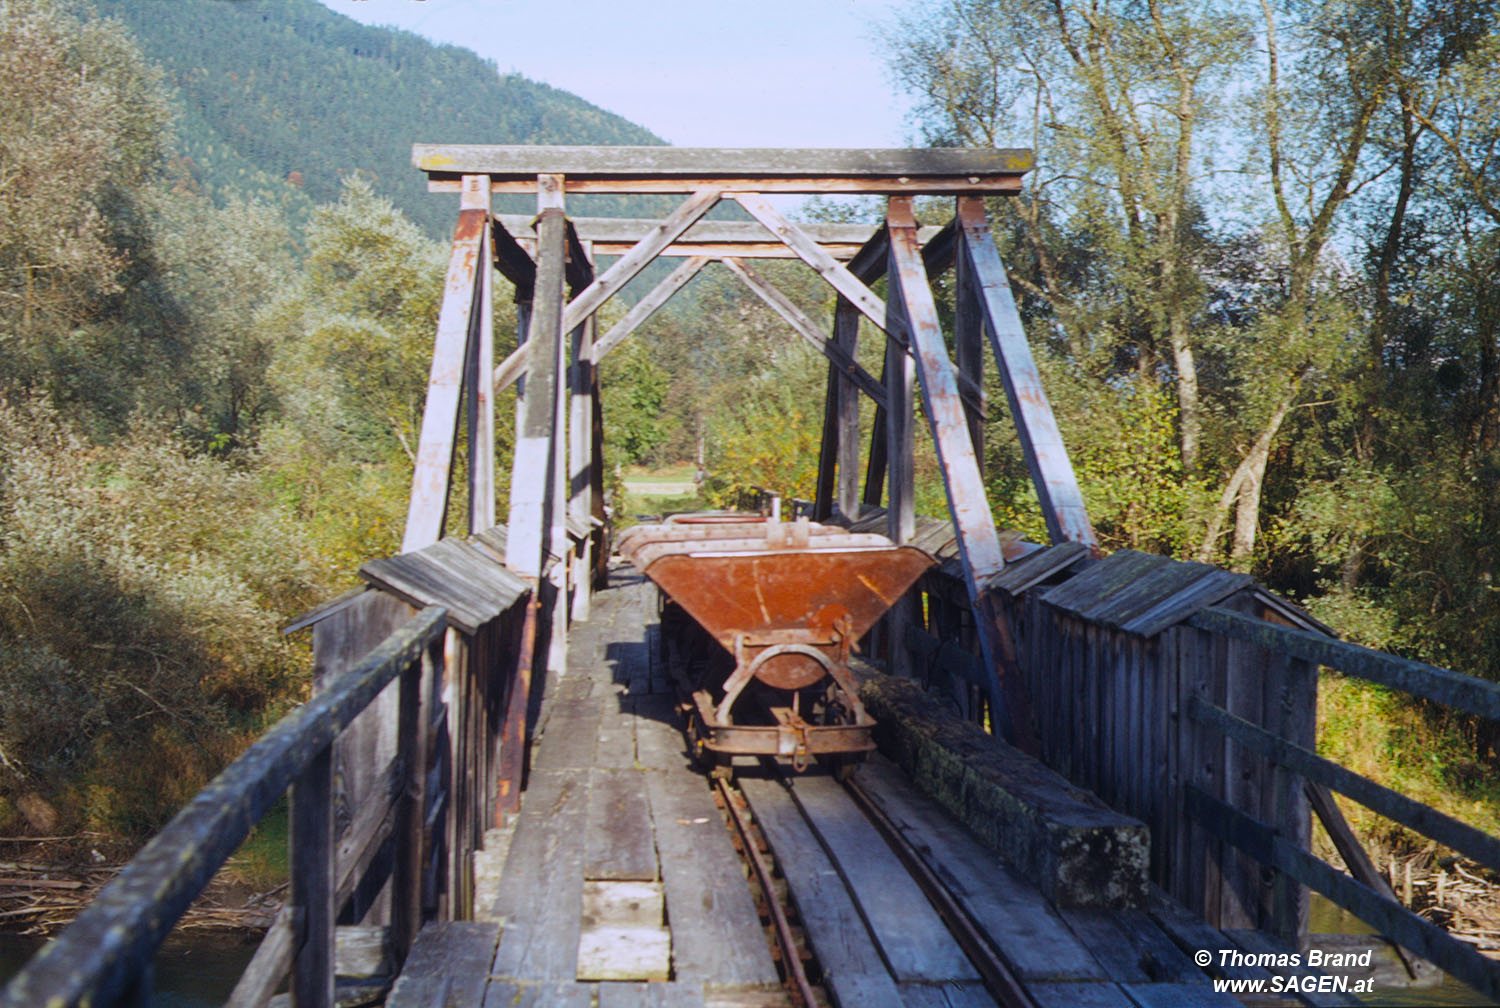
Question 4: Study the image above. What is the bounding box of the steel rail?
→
[843,776,1042,1008]
[714,777,819,1008]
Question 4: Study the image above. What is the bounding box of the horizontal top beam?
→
[416,145,1033,195]
[495,214,942,259]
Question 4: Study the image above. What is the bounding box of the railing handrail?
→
[0,605,448,1008]
[1189,605,1500,721]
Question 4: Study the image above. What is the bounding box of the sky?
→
[315,0,917,149]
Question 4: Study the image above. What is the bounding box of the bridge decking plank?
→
[595,694,638,768]
[897,982,998,1007]
[385,920,499,1008]
[647,771,780,990]
[482,981,596,1008]
[738,775,904,1008]
[586,767,658,881]
[1120,982,1244,1007]
[852,757,1108,982]
[489,769,587,982]
[1057,907,1203,985]
[787,773,980,984]
[596,980,708,1007]
[1026,982,1136,1008]
[635,694,691,772]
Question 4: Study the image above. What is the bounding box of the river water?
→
[0,930,261,1007]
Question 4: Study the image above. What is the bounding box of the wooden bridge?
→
[5,148,1500,1008]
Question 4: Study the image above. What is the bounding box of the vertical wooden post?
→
[814,299,863,522]
[956,197,1095,547]
[394,637,437,952]
[884,296,915,545]
[290,744,334,1008]
[953,227,986,467]
[506,175,567,580]
[887,196,1034,746]
[862,350,888,510]
[813,356,840,522]
[569,241,596,622]
[547,188,571,675]
[468,214,496,534]
[833,301,862,520]
[403,174,490,553]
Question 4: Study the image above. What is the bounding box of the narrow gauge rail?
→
[718,763,1031,1008]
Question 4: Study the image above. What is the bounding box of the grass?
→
[1317,673,1500,860]
[222,797,289,892]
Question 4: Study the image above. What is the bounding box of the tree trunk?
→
[1170,315,1200,472]
[1197,366,1310,566]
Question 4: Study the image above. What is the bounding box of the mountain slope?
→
[97,0,667,236]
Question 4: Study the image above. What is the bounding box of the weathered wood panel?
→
[738,776,903,1007]
[404,176,489,552]
[854,759,1108,982]
[646,774,779,990]
[490,770,588,981]
[787,774,978,983]
[386,921,500,1008]
[956,197,1093,547]
[415,145,1034,180]
[586,769,658,882]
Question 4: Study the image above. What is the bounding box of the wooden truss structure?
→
[404,146,1096,750]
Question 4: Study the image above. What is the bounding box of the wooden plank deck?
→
[385,569,1349,1008]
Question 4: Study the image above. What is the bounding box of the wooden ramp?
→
[383,571,1363,1008]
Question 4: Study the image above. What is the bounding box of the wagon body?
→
[619,514,934,774]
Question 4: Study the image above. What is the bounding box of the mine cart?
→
[618,513,934,777]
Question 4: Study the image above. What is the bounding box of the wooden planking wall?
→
[907,564,1315,939]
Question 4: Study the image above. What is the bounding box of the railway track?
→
[714,759,1036,1008]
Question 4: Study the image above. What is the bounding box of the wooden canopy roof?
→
[415,145,1033,194]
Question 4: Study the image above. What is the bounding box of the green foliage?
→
[702,342,826,508]
[0,399,319,835]
[601,340,674,467]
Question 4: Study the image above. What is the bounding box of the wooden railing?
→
[1183,607,1500,1001]
[897,561,1500,1000]
[0,607,448,1008]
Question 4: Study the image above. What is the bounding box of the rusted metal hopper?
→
[619,514,934,776]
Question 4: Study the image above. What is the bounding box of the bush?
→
[0,399,320,835]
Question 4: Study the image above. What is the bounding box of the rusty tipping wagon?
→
[616,513,934,778]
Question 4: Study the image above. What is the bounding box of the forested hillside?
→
[96,0,665,236]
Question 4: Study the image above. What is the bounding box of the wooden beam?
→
[417,146,1033,195]
[718,257,887,408]
[506,175,567,579]
[434,176,1027,196]
[834,301,862,519]
[592,255,710,362]
[563,187,721,334]
[954,220,985,463]
[889,197,1028,745]
[569,240,596,623]
[886,198,1003,579]
[562,219,594,294]
[416,144,1034,178]
[489,217,536,294]
[489,188,721,391]
[467,213,496,534]
[729,196,985,419]
[496,214,942,255]
[731,193,890,330]
[403,175,488,553]
[957,197,1095,548]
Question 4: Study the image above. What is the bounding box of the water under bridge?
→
[4,147,1500,1008]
